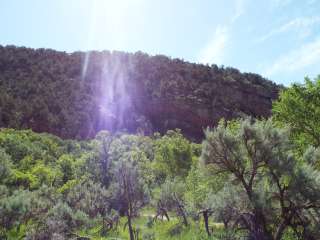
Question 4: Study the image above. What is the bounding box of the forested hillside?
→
[0,45,279,140]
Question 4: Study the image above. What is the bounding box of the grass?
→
[75,212,240,240]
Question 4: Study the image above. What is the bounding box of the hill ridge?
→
[0,45,280,140]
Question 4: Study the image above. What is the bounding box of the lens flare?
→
[80,0,145,133]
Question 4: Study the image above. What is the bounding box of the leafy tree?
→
[0,148,12,184]
[95,131,114,187]
[206,183,246,229]
[157,178,189,226]
[113,159,148,240]
[57,154,76,183]
[30,163,57,188]
[273,76,320,151]
[185,163,227,236]
[153,130,192,181]
[0,188,35,237]
[202,118,320,240]
[64,180,111,220]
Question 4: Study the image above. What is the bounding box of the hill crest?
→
[0,45,279,140]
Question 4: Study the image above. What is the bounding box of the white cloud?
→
[197,26,229,65]
[265,38,320,76]
[231,0,246,23]
[197,0,245,65]
[258,16,320,42]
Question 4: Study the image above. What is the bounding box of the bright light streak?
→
[80,0,146,131]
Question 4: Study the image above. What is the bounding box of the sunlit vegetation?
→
[0,45,320,240]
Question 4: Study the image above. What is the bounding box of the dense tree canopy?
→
[0,45,279,140]
[273,76,320,151]
[0,128,202,239]
[1,116,319,239]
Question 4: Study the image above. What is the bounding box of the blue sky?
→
[1,0,320,85]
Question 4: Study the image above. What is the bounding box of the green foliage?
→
[0,188,34,233]
[57,154,76,183]
[31,163,57,188]
[153,129,193,181]
[64,180,111,219]
[2,88,320,240]
[10,169,38,189]
[0,148,12,183]
[57,179,79,194]
[273,76,320,151]
[202,118,320,239]
[185,160,227,212]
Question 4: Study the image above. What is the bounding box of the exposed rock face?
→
[0,46,279,140]
[131,74,278,141]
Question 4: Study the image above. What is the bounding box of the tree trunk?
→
[182,213,188,226]
[251,210,273,240]
[177,204,188,226]
[203,210,211,236]
[155,203,170,222]
[162,208,170,221]
[237,212,272,240]
[174,194,188,226]
[127,214,135,240]
[223,220,228,229]
[274,219,288,240]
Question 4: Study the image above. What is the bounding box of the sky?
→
[0,0,320,85]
